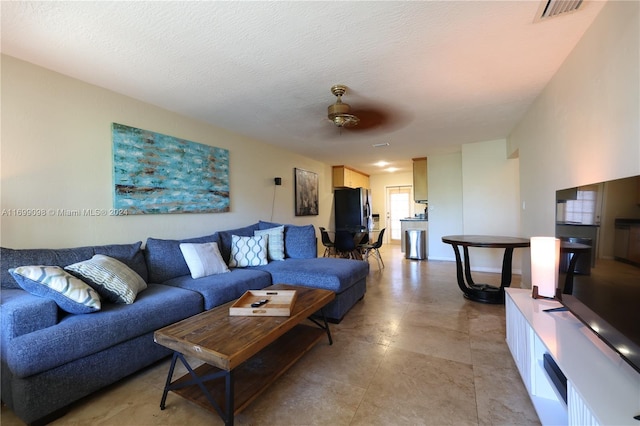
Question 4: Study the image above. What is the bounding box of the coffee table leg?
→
[159,352,235,424]
[160,352,179,410]
[225,370,234,426]
[308,309,333,345]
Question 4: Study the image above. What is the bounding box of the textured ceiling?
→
[1,1,606,174]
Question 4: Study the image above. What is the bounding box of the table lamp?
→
[531,236,560,299]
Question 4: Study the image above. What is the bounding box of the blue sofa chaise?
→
[1,221,368,425]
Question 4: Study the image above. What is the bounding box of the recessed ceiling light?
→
[372,142,390,148]
[386,167,399,173]
[374,161,389,167]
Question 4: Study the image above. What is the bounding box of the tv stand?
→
[505,288,640,425]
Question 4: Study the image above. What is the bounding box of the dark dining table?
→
[441,235,530,304]
[329,229,367,260]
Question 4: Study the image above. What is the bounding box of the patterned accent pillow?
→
[228,234,268,268]
[65,255,147,304]
[9,265,101,314]
[254,225,285,261]
[179,242,230,278]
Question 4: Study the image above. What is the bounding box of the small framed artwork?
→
[294,168,319,216]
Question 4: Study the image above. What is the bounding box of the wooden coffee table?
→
[153,284,335,426]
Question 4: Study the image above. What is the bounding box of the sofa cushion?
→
[1,242,147,289]
[162,268,272,310]
[1,246,94,289]
[4,283,202,379]
[179,242,229,278]
[229,234,268,267]
[93,242,148,283]
[254,225,285,261]
[217,223,260,263]
[0,289,59,342]
[9,266,101,314]
[65,255,147,304]
[257,257,369,293]
[258,221,317,259]
[144,233,218,283]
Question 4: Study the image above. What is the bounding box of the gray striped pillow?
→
[65,255,147,304]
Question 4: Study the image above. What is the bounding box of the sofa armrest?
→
[1,289,58,342]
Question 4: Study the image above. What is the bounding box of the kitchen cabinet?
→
[628,225,640,264]
[332,166,369,189]
[556,187,578,201]
[412,157,428,202]
[614,220,640,266]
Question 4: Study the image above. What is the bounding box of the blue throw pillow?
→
[258,221,317,258]
[9,266,101,314]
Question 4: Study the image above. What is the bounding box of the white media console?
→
[505,288,640,425]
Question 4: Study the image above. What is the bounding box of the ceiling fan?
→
[327,85,360,128]
[325,84,408,134]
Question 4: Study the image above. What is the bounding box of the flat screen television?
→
[555,175,640,374]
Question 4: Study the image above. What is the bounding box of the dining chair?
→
[361,228,386,269]
[319,227,335,257]
[333,230,359,259]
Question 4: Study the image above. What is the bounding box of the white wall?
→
[426,152,463,261]
[509,0,639,284]
[461,139,521,272]
[1,55,332,249]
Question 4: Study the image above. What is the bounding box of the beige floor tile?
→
[1,244,538,426]
[350,347,478,425]
[474,364,540,426]
[290,335,388,389]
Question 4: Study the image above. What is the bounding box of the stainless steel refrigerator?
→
[334,187,372,231]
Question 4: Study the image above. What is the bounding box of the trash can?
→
[405,229,426,260]
[559,237,592,275]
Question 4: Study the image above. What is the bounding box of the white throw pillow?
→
[228,234,268,267]
[254,225,285,261]
[179,242,230,278]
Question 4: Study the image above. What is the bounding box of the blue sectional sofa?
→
[0,221,369,425]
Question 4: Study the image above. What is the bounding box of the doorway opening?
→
[386,185,412,245]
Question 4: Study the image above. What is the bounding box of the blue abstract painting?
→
[112,123,230,214]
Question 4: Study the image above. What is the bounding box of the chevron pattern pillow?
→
[9,265,101,314]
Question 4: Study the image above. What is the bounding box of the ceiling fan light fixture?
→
[328,85,360,128]
[330,113,360,128]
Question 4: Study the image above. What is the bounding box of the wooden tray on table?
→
[229,289,297,316]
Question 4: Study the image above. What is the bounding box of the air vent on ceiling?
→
[536,0,583,21]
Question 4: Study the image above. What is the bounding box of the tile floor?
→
[1,244,540,425]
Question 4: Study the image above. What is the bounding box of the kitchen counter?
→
[400,218,428,221]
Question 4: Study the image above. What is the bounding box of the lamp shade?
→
[530,237,560,298]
